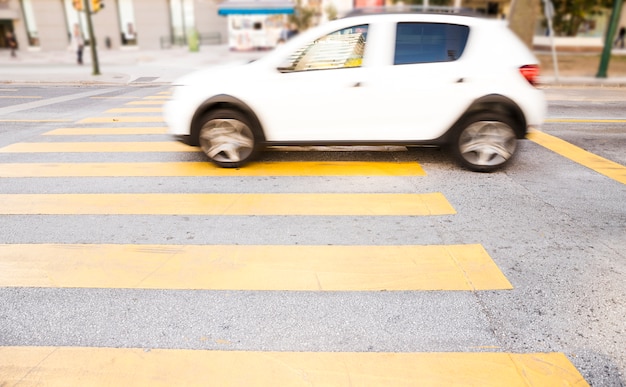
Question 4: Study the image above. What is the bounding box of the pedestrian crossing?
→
[0,192,454,216]
[3,123,428,174]
[44,127,168,135]
[0,161,426,176]
[0,89,589,385]
[0,244,511,291]
[528,129,626,185]
[125,100,166,105]
[0,347,586,386]
[106,107,164,113]
[0,141,191,152]
[79,116,165,123]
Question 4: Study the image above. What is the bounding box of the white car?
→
[165,8,546,172]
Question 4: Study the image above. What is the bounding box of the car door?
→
[250,24,376,142]
[369,22,474,141]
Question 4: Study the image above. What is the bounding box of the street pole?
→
[181,0,187,45]
[543,0,559,81]
[83,0,101,76]
[597,0,624,78]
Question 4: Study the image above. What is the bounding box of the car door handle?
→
[353,82,362,87]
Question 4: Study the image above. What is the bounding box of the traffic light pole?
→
[596,0,623,78]
[83,0,101,76]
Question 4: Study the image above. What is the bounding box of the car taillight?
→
[519,65,540,86]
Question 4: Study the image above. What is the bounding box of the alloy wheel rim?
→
[199,118,255,163]
[459,121,516,166]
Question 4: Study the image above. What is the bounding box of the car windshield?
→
[278,25,369,72]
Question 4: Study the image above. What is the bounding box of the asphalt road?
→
[0,84,624,385]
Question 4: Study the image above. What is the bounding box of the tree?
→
[509,0,541,48]
[325,3,338,21]
[551,0,613,36]
[289,0,317,32]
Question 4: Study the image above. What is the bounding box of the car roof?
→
[259,6,512,66]
[324,10,506,32]
[342,6,489,19]
[332,7,505,29]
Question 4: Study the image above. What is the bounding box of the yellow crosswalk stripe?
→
[43,127,168,135]
[0,192,455,216]
[105,107,163,113]
[90,96,136,99]
[0,347,589,386]
[125,100,165,105]
[0,244,507,290]
[0,161,426,177]
[0,95,42,99]
[546,118,626,123]
[0,142,194,152]
[0,119,72,123]
[0,142,414,155]
[528,130,626,185]
[143,95,170,99]
[78,116,165,123]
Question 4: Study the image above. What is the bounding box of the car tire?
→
[451,112,518,172]
[197,109,262,168]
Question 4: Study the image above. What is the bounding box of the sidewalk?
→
[1,44,626,87]
[0,45,262,85]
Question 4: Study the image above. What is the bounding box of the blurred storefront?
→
[0,0,23,50]
[353,0,383,8]
[0,0,226,52]
[218,0,294,50]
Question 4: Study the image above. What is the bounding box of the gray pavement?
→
[1,44,626,86]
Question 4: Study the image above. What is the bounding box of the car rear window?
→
[394,23,469,65]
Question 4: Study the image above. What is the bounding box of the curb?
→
[541,79,626,88]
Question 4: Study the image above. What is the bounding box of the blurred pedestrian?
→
[615,26,625,49]
[71,24,84,65]
[279,23,298,42]
[6,31,17,58]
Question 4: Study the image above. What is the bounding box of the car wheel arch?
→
[190,94,266,146]
[456,94,527,139]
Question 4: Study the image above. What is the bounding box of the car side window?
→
[394,23,469,65]
[278,25,368,72]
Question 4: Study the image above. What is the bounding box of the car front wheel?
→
[198,109,262,168]
[451,113,518,172]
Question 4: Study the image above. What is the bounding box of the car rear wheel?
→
[198,109,262,168]
[451,113,518,172]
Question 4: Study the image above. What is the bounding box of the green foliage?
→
[325,3,338,21]
[288,0,317,32]
[550,0,613,36]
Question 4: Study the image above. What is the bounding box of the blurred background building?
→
[0,0,228,51]
[0,0,625,52]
